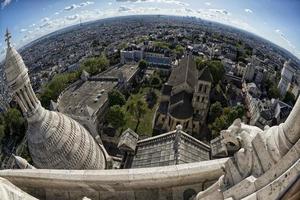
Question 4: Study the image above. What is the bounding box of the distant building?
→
[245,92,292,129]
[154,54,212,135]
[120,49,143,64]
[254,68,264,85]
[278,60,296,97]
[57,64,140,137]
[236,62,246,77]
[120,48,172,68]
[119,125,210,169]
[244,82,261,98]
[242,63,255,82]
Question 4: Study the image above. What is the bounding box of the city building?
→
[57,64,140,137]
[242,63,255,82]
[245,91,292,129]
[154,54,212,135]
[278,60,297,97]
[120,47,172,69]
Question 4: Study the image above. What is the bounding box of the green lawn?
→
[120,87,160,138]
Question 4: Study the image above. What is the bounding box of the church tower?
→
[4,30,106,169]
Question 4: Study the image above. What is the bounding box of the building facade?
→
[278,60,296,97]
[154,54,212,135]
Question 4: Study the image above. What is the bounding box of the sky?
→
[0,0,300,60]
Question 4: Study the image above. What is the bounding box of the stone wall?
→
[0,158,227,200]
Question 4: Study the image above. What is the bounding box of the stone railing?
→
[0,158,228,200]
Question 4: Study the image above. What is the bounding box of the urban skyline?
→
[0,0,300,60]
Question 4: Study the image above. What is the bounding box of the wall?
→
[0,158,228,200]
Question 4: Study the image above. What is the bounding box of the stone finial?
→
[5,28,11,48]
[12,154,36,169]
[176,124,183,132]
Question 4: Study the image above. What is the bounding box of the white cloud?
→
[40,22,52,28]
[244,8,253,13]
[209,9,230,15]
[205,2,211,6]
[79,1,94,7]
[1,0,12,9]
[20,28,27,32]
[66,14,79,21]
[275,29,300,56]
[64,1,94,11]
[116,0,189,6]
[275,29,294,48]
[108,2,113,5]
[184,8,193,13]
[118,6,132,12]
[41,17,50,22]
[64,4,78,11]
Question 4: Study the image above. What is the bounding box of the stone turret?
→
[4,30,106,169]
[12,154,35,169]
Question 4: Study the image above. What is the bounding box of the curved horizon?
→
[0,0,300,60]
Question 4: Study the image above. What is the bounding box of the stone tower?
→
[4,30,106,169]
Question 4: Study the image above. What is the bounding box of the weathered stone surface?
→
[0,159,227,199]
[223,176,256,199]
[197,96,300,199]
[0,178,37,200]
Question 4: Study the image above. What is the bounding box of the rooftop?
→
[58,80,117,117]
[167,54,197,89]
[131,129,210,168]
[58,64,139,118]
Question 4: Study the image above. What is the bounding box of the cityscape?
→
[0,0,300,200]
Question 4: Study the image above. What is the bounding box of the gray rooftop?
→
[131,130,210,168]
[58,80,117,117]
[58,64,139,118]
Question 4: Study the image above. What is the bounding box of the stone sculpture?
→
[196,95,300,199]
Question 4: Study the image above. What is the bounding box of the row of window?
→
[198,83,210,94]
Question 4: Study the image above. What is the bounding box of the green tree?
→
[268,85,281,99]
[209,105,245,139]
[81,53,109,75]
[150,75,162,88]
[210,115,228,138]
[138,59,148,70]
[195,57,207,71]
[0,115,5,145]
[207,60,225,84]
[39,70,81,108]
[108,90,126,106]
[208,101,223,123]
[283,91,296,105]
[4,108,25,135]
[106,105,126,131]
[128,98,147,132]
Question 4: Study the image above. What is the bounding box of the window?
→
[185,122,189,129]
[198,84,202,92]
